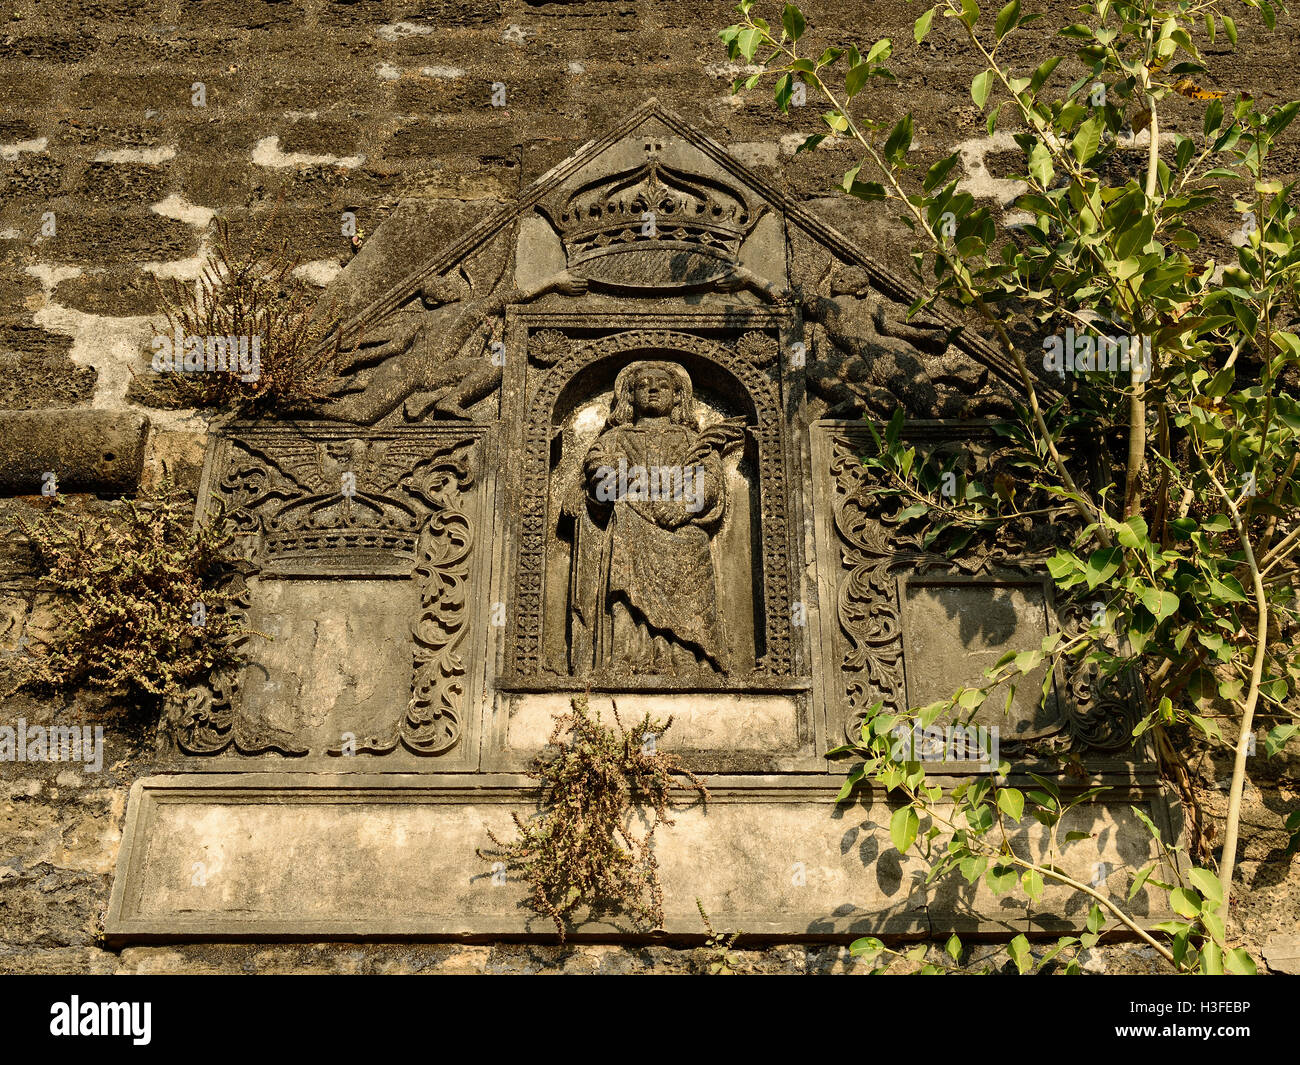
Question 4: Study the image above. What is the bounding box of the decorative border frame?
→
[811,420,1140,763]
[163,422,491,769]
[499,307,805,687]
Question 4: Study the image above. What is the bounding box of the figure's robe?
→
[570,422,727,674]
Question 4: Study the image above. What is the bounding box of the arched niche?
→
[510,329,795,684]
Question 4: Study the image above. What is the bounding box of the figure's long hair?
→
[607,360,698,429]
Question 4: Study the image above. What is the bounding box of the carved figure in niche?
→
[801,266,1013,418]
[566,361,745,676]
[321,264,588,424]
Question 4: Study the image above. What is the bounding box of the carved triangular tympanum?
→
[312,99,1024,429]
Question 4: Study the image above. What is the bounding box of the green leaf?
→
[845,62,871,99]
[1188,868,1223,908]
[945,933,962,962]
[1170,886,1202,918]
[1084,547,1122,591]
[992,101,1015,138]
[849,935,885,959]
[816,46,844,68]
[883,114,913,164]
[781,2,806,42]
[971,70,993,109]
[1071,114,1102,164]
[864,38,892,66]
[1027,55,1061,95]
[1129,862,1155,900]
[959,855,988,883]
[914,6,936,44]
[1117,515,1149,550]
[1201,909,1226,946]
[994,0,1020,41]
[847,180,889,201]
[1008,933,1032,973]
[923,153,959,192]
[1225,948,1257,975]
[997,787,1025,822]
[1046,551,1078,580]
[1223,15,1238,45]
[1138,585,1180,621]
[774,72,792,112]
[1204,98,1225,138]
[891,805,920,853]
[1207,576,1248,603]
[1012,648,1042,675]
[1021,867,1044,901]
[1265,724,1298,757]
[1028,141,1053,187]
[986,863,1018,894]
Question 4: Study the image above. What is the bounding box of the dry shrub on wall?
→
[483,694,709,939]
[151,212,344,414]
[5,484,254,708]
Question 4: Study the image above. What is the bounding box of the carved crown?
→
[260,492,424,570]
[539,154,761,288]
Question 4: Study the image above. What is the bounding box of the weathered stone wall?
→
[2,0,1299,973]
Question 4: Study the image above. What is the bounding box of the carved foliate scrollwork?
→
[330,446,476,756]
[1056,600,1140,752]
[827,427,1133,754]
[169,425,481,759]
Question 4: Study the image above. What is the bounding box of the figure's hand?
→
[715,265,791,303]
[549,272,589,296]
[714,265,749,293]
[585,460,616,504]
[652,501,691,529]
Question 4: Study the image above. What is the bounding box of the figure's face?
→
[632,369,675,417]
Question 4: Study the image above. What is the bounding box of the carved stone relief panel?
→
[503,314,800,689]
[162,422,488,767]
[811,421,1137,761]
[485,305,820,773]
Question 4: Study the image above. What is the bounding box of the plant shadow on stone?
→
[482,694,708,940]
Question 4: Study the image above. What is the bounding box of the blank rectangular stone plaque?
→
[103,774,1173,940]
[240,577,420,752]
[898,576,1062,738]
